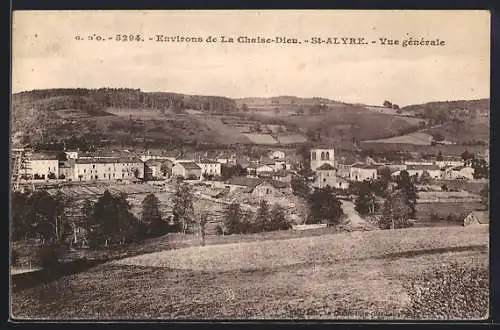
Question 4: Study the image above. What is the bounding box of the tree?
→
[437,151,444,161]
[84,190,140,246]
[396,170,417,219]
[471,158,488,179]
[480,185,489,208]
[307,187,344,225]
[419,171,432,185]
[379,190,413,229]
[383,100,393,108]
[291,175,311,199]
[274,107,280,116]
[270,204,292,231]
[254,200,271,232]
[172,182,195,234]
[221,164,247,181]
[160,163,170,177]
[354,181,377,215]
[461,150,474,163]
[306,129,320,142]
[11,191,34,241]
[432,133,444,142]
[142,193,166,237]
[198,212,208,246]
[392,104,400,110]
[27,190,70,244]
[241,103,249,112]
[223,201,242,235]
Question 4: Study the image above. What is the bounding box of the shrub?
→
[403,263,489,319]
[47,172,57,180]
[214,224,224,236]
[430,212,441,222]
[11,248,19,267]
[37,244,61,270]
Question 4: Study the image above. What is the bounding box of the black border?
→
[7,1,500,328]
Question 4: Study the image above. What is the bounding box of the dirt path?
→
[340,200,378,231]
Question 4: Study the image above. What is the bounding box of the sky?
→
[12,10,490,106]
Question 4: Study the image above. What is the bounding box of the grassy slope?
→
[12,226,489,320]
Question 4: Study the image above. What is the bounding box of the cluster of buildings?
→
[15,145,487,191]
[15,148,296,184]
[309,146,487,190]
[310,147,379,189]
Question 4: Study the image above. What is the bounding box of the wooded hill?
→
[11,88,489,152]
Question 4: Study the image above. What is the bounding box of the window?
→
[311,152,316,161]
[321,152,325,160]
[84,169,86,173]
[93,165,95,169]
[325,152,330,160]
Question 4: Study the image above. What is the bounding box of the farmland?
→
[11,225,489,320]
[363,132,433,146]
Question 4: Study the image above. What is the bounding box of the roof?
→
[450,166,473,171]
[268,180,290,189]
[177,162,201,170]
[464,211,489,225]
[76,157,143,164]
[274,169,291,177]
[145,159,163,166]
[352,164,379,170]
[227,176,263,188]
[59,160,75,168]
[197,159,220,164]
[260,157,276,166]
[407,165,441,171]
[30,153,58,160]
[316,163,337,171]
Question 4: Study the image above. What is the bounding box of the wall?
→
[29,159,59,178]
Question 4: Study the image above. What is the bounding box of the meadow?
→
[12,226,489,320]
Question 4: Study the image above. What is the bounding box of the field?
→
[243,133,279,145]
[105,107,168,119]
[363,132,433,145]
[12,226,489,320]
[416,202,484,222]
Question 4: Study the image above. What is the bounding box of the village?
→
[11,144,490,238]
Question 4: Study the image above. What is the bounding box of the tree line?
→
[14,88,237,114]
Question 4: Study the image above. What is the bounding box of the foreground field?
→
[12,226,488,320]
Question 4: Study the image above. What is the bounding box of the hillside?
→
[402,99,490,116]
[13,226,488,319]
[11,89,490,151]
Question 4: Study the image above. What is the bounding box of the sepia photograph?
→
[10,10,490,320]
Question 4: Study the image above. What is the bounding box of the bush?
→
[430,212,441,222]
[11,248,19,267]
[47,172,57,180]
[214,224,224,236]
[403,263,489,319]
[37,245,61,270]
